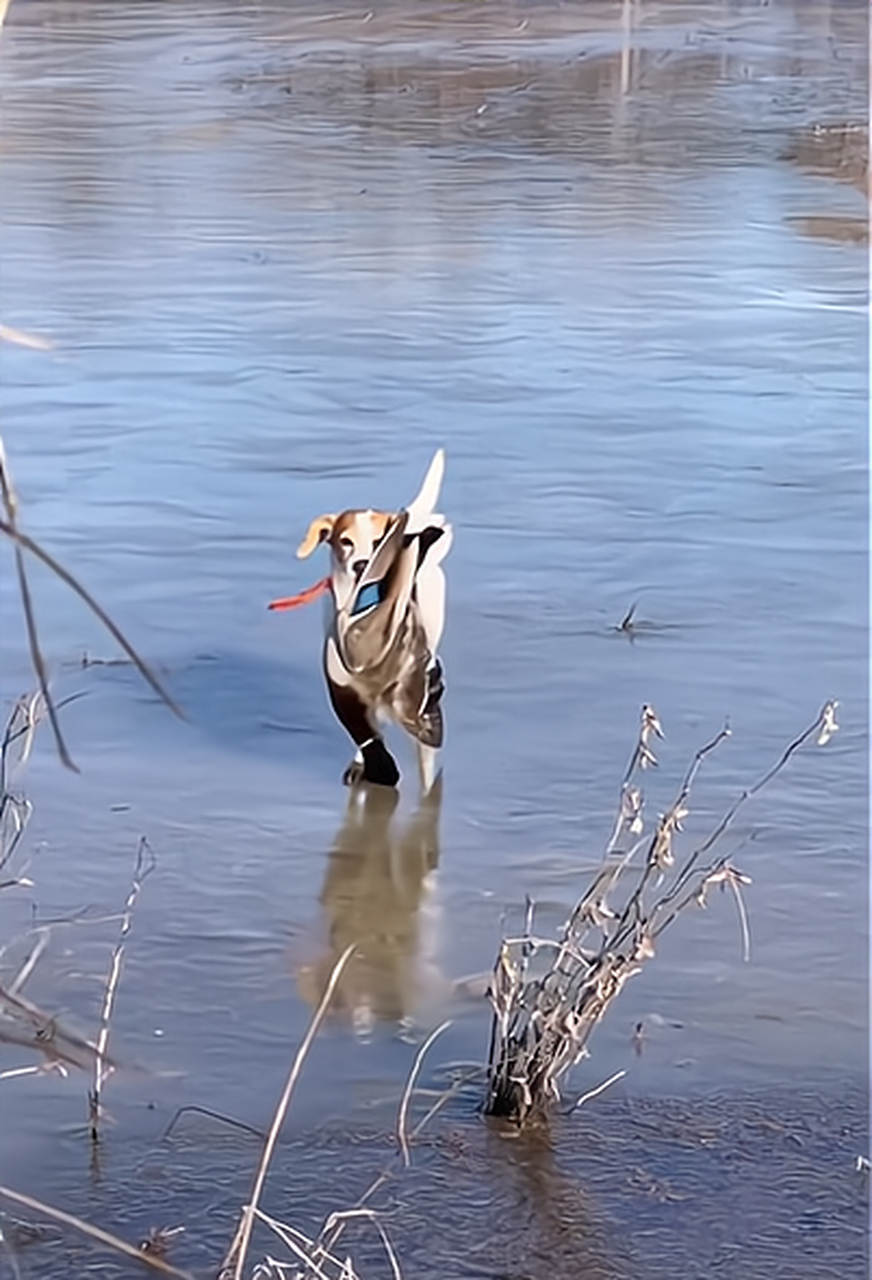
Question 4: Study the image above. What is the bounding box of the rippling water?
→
[0,0,867,1274]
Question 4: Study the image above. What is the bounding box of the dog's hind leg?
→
[326,674,400,788]
[414,534,451,659]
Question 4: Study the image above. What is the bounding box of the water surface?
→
[0,0,867,1273]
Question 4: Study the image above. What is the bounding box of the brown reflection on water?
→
[6,0,865,188]
[787,212,868,244]
[479,1123,628,1280]
[785,121,869,193]
[229,0,858,155]
[783,120,869,242]
[297,780,443,1031]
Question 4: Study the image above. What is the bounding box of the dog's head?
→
[294,450,449,648]
[297,508,394,611]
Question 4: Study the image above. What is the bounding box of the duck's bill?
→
[268,576,331,611]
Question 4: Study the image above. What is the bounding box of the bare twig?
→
[0,443,76,770]
[572,1068,626,1111]
[222,944,356,1280]
[251,1208,355,1279]
[0,433,182,778]
[7,928,50,995]
[0,510,182,723]
[161,1104,267,1143]
[0,1185,194,1278]
[0,1062,67,1083]
[322,1210,402,1280]
[0,979,103,1072]
[317,1062,482,1267]
[0,694,42,878]
[248,1057,476,1280]
[397,1020,451,1168]
[89,838,155,1142]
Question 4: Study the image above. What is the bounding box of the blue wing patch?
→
[351,580,383,617]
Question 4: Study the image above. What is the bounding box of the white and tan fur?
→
[297,450,451,789]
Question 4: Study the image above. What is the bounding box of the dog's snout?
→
[352,559,368,578]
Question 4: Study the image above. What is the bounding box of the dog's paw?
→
[342,760,365,787]
[359,739,400,788]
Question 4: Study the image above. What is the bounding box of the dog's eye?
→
[339,536,354,554]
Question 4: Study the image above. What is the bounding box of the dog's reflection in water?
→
[297,779,444,1035]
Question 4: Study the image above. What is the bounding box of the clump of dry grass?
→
[0,694,156,1105]
[0,693,97,1081]
[485,700,840,1125]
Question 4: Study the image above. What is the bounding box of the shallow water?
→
[0,0,867,1273]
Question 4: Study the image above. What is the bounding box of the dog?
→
[295,450,451,789]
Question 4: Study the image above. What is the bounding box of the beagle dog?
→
[296,450,451,789]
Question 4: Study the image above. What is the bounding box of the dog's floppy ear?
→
[297,514,336,559]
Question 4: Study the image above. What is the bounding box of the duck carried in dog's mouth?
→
[271,450,451,790]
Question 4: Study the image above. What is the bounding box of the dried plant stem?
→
[89,838,155,1142]
[572,1068,626,1111]
[318,1060,481,1268]
[0,442,76,770]
[322,1209,402,1280]
[486,701,838,1124]
[7,928,50,995]
[652,707,834,924]
[397,1020,451,1168]
[0,693,43,878]
[0,509,182,721]
[0,1062,67,1082]
[255,1041,474,1280]
[0,435,181,776]
[0,978,101,1069]
[0,1185,193,1279]
[250,1207,350,1277]
[222,944,356,1280]
[161,1104,267,1143]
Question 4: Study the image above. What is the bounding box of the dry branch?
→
[221,945,357,1280]
[89,837,156,1142]
[0,1185,194,1279]
[485,701,839,1124]
[0,437,182,775]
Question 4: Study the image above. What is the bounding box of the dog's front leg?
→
[325,640,400,787]
[327,679,400,787]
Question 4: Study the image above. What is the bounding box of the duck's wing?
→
[336,512,418,673]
